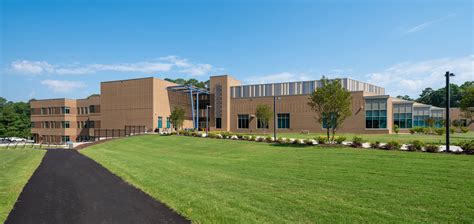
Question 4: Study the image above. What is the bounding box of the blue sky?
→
[1,0,472,102]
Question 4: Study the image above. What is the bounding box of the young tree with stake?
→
[308,77,352,143]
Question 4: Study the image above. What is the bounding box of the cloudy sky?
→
[1,0,472,101]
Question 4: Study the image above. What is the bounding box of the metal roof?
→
[167,85,210,94]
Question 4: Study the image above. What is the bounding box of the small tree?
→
[170,107,185,131]
[393,124,399,134]
[255,104,273,134]
[308,77,352,143]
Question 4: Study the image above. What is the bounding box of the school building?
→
[30,75,471,143]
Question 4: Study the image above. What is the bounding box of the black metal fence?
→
[92,125,146,141]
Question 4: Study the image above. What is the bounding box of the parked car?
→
[8,137,27,142]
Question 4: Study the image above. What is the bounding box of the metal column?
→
[190,89,195,129]
[196,93,199,130]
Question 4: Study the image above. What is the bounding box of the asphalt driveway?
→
[6,149,189,224]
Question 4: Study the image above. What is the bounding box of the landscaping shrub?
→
[208,133,217,138]
[248,135,256,141]
[458,140,474,154]
[409,128,416,134]
[315,136,327,144]
[304,139,313,145]
[221,132,232,139]
[450,127,455,134]
[370,141,380,149]
[236,134,244,139]
[407,140,424,151]
[393,124,399,134]
[334,136,347,144]
[351,136,363,148]
[276,137,285,144]
[382,140,400,150]
[434,128,445,135]
[423,127,432,135]
[424,144,439,153]
[460,126,469,133]
[266,136,273,143]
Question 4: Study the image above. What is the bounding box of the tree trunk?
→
[326,128,330,144]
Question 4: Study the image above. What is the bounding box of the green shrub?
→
[383,140,400,150]
[458,140,474,154]
[236,134,244,139]
[208,133,217,138]
[424,144,439,153]
[370,141,380,149]
[450,127,455,134]
[434,128,445,135]
[423,127,432,135]
[221,132,232,138]
[315,136,327,144]
[407,140,424,151]
[351,136,363,148]
[393,124,399,134]
[266,136,273,143]
[249,135,256,141]
[460,126,469,133]
[304,139,314,145]
[334,136,347,144]
[276,137,285,144]
[409,128,416,134]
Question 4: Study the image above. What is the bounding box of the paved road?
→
[6,149,189,224]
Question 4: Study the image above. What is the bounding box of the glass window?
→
[166,117,171,128]
[393,104,413,129]
[216,118,222,129]
[277,113,290,129]
[158,117,163,128]
[89,105,95,113]
[238,115,249,129]
[62,107,70,114]
[365,99,388,129]
[62,121,70,128]
[61,136,70,143]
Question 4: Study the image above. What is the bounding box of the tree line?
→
[164,78,210,89]
[0,97,31,138]
[397,81,473,108]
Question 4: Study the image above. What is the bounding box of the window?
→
[166,117,171,128]
[277,113,290,129]
[237,115,249,129]
[216,118,222,129]
[62,121,70,128]
[393,103,412,129]
[41,107,47,115]
[322,113,335,129]
[365,99,388,129]
[257,118,269,129]
[158,117,163,128]
[89,105,95,113]
[62,107,70,114]
[61,136,70,143]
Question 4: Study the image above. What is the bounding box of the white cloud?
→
[366,55,473,97]
[41,80,87,93]
[406,14,454,33]
[10,60,54,75]
[180,64,213,76]
[9,56,215,76]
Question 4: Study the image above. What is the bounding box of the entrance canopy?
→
[167,85,210,129]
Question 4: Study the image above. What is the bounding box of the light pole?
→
[445,71,455,152]
[206,105,212,137]
[273,96,281,141]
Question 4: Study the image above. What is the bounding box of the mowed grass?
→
[259,132,474,144]
[82,135,474,223]
[0,149,45,223]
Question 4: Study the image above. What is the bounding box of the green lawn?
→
[82,135,474,223]
[0,149,45,223]
[253,131,474,144]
